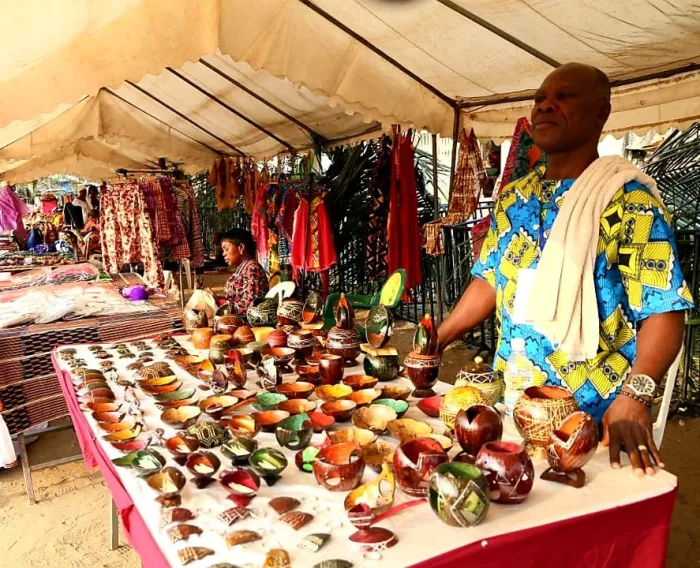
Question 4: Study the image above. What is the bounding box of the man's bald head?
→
[531,63,612,155]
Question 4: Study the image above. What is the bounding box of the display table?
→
[1,301,182,436]
[52,337,677,568]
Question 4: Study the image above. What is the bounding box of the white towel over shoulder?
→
[524,156,663,361]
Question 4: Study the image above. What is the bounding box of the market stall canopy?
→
[1,0,699,148]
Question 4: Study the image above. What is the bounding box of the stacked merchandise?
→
[0,232,20,254]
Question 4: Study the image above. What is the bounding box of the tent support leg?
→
[431,134,445,323]
[448,108,461,203]
[110,498,120,550]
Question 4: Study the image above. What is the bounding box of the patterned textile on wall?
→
[388,128,422,290]
[365,135,392,283]
[422,128,486,256]
[471,118,545,261]
[99,182,164,287]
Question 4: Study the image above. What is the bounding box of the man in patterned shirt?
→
[438,63,693,477]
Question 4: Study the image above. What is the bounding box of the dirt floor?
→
[1,328,698,567]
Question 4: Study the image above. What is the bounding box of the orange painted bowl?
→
[222,414,261,439]
[277,399,317,415]
[328,426,377,447]
[198,395,239,420]
[191,327,215,349]
[147,466,186,495]
[165,435,200,463]
[251,410,291,433]
[276,381,315,400]
[352,405,397,435]
[261,347,296,366]
[308,411,335,433]
[347,388,381,408]
[312,441,365,492]
[343,374,379,391]
[160,406,202,429]
[315,384,353,403]
[139,381,183,395]
[379,385,412,401]
[97,417,139,433]
[320,400,357,422]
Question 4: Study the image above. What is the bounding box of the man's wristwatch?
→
[622,374,657,406]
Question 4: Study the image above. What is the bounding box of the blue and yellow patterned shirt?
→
[472,167,694,422]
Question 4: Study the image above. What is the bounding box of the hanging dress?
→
[290,190,337,279]
[387,130,422,290]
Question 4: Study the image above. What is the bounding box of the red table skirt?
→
[53,353,675,568]
[412,487,675,568]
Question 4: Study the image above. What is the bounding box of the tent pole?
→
[434,0,560,67]
[432,133,444,323]
[297,0,455,107]
[198,58,327,144]
[458,62,700,109]
[448,108,461,203]
[105,88,224,156]
[166,67,295,152]
[125,81,245,156]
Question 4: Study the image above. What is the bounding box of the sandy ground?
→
[1,328,698,567]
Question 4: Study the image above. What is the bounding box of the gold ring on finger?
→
[637,445,648,452]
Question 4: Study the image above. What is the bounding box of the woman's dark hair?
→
[87,185,99,211]
[220,228,257,258]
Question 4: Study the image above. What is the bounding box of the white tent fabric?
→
[0,90,220,182]
[463,69,700,141]
[1,0,700,180]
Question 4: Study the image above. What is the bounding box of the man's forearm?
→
[438,277,496,349]
[630,311,685,382]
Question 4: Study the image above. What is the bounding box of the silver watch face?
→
[627,374,656,396]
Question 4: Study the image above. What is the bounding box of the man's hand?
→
[601,394,663,477]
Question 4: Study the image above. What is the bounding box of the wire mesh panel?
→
[644,123,700,230]
[191,172,251,259]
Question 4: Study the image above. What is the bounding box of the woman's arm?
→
[437,277,496,350]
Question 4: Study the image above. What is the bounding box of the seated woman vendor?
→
[216,229,269,315]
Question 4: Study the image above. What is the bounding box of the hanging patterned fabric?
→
[366,135,392,283]
[422,128,486,256]
[177,182,205,269]
[251,183,274,268]
[208,157,227,208]
[243,159,257,215]
[387,128,422,291]
[470,118,545,261]
[496,117,545,199]
[99,182,164,287]
[290,188,337,279]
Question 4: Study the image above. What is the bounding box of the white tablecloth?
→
[55,336,677,568]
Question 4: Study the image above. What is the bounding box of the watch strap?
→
[620,389,652,408]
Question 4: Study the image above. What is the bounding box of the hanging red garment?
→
[290,191,337,279]
[387,129,422,290]
[251,183,273,267]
